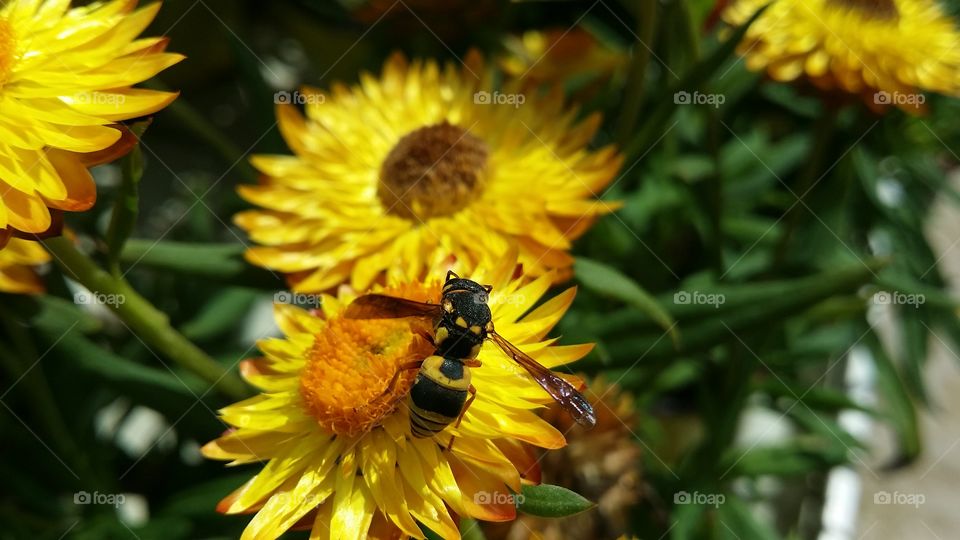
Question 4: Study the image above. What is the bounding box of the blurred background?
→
[5,0,960,538]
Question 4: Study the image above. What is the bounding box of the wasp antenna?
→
[445,270,460,281]
[482,284,493,292]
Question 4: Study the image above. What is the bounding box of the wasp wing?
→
[344,294,443,321]
[488,332,597,428]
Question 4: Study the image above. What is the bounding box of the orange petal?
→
[44,149,96,211]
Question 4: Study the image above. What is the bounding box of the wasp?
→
[345,271,596,443]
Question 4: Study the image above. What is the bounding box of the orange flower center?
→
[378,121,489,221]
[827,0,898,20]
[299,296,435,437]
[0,19,15,85]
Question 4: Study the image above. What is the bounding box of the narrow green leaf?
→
[717,498,779,540]
[865,331,921,465]
[591,259,885,368]
[119,240,279,288]
[518,484,595,518]
[37,328,203,397]
[575,257,679,344]
[180,288,260,341]
[725,442,847,477]
[757,380,873,414]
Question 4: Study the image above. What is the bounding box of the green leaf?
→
[757,380,872,414]
[42,329,204,397]
[575,257,679,345]
[717,498,779,540]
[726,442,848,477]
[591,259,885,368]
[180,288,260,341]
[865,330,921,465]
[119,240,279,288]
[517,484,595,517]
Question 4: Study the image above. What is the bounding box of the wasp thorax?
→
[378,121,489,220]
[827,0,898,19]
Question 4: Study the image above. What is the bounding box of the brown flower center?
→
[827,0,899,20]
[299,303,434,437]
[0,20,15,85]
[378,121,489,221]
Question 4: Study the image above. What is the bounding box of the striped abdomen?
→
[408,356,470,438]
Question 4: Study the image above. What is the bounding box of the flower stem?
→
[42,236,249,400]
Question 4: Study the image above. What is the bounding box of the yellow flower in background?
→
[236,52,623,293]
[0,237,49,293]
[723,0,960,112]
[203,255,595,540]
[0,0,182,240]
[499,28,625,87]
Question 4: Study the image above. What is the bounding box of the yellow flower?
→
[202,255,595,540]
[235,52,623,293]
[723,0,960,112]
[0,0,182,239]
[499,28,625,87]
[0,237,49,293]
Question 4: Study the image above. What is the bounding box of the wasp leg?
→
[446,384,477,452]
[415,328,435,347]
[379,360,423,399]
[462,359,481,368]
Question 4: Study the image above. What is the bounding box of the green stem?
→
[772,107,839,269]
[42,237,249,400]
[616,0,658,145]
